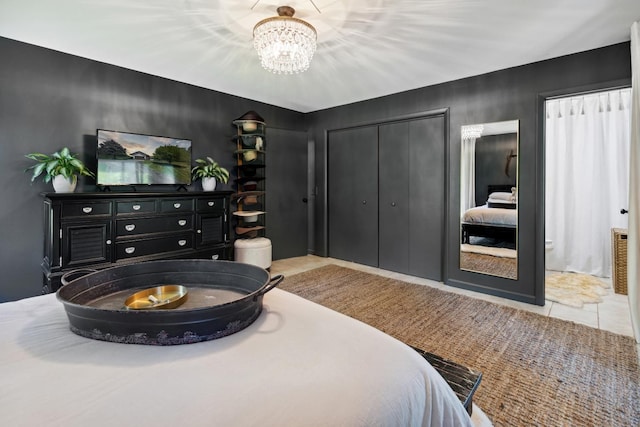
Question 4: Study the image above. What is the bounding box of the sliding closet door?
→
[408,116,445,280]
[328,126,379,266]
[379,122,410,273]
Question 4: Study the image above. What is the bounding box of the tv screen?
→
[96,129,192,186]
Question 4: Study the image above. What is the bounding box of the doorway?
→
[266,128,309,260]
[543,87,631,315]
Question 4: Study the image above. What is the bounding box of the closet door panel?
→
[328,126,379,266]
[409,116,445,280]
[379,122,409,273]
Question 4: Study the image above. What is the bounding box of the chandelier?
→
[461,124,484,140]
[253,6,317,74]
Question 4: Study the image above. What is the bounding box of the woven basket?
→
[611,228,628,295]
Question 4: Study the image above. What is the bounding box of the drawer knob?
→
[133,204,141,211]
[197,229,202,234]
[178,239,187,247]
[82,207,93,214]
[208,201,215,207]
[125,224,136,232]
[106,240,112,245]
[125,247,136,254]
[211,254,219,260]
[173,203,181,209]
[178,219,187,226]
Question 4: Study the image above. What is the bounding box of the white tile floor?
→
[271,255,635,338]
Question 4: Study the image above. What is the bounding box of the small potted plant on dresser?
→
[25,147,95,193]
[192,157,230,191]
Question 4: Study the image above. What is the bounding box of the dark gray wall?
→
[0,37,305,302]
[1,35,631,305]
[475,133,517,206]
[307,42,631,304]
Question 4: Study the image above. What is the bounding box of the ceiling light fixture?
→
[462,125,484,140]
[253,6,317,74]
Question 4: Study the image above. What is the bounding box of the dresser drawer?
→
[197,198,225,212]
[115,234,194,260]
[62,201,112,218]
[160,199,194,213]
[116,200,156,215]
[116,215,193,237]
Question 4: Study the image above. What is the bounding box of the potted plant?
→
[191,157,229,191]
[25,147,95,193]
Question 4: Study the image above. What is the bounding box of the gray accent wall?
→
[0,37,306,301]
[308,42,631,305]
[0,35,631,305]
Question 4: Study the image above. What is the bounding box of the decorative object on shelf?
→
[232,111,272,268]
[191,157,230,191]
[253,5,317,74]
[25,147,95,193]
[232,111,268,240]
[233,210,266,223]
[233,111,265,130]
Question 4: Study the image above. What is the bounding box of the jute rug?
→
[545,272,610,308]
[460,251,517,280]
[461,244,517,259]
[281,264,639,427]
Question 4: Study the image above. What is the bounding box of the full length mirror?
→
[460,120,519,279]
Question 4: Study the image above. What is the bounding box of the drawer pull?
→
[173,203,181,209]
[132,204,141,211]
[125,247,136,254]
[82,207,93,214]
[178,219,187,226]
[211,254,219,260]
[178,239,187,247]
[208,201,215,207]
[125,224,136,232]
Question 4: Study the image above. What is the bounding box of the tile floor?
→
[271,255,636,339]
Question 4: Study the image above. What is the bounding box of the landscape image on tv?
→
[97,129,192,186]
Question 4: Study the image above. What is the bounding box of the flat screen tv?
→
[96,129,192,186]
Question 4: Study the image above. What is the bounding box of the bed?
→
[0,287,474,426]
[461,185,517,245]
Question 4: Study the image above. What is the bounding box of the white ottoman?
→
[234,237,272,269]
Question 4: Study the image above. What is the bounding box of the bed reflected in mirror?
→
[460,120,519,279]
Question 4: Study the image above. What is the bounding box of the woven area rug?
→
[460,251,517,280]
[545,272,610,308]
[280,264,639,427]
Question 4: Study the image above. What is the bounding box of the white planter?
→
[201,177,217,191]
[52,175,77,193]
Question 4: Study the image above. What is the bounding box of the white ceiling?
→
[1,0,639,113]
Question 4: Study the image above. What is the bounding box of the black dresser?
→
[41,191,233,293]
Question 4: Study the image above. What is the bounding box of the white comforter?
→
[462,205,517,227]
[0,288,472,427]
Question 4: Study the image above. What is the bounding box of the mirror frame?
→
[460,120,519,279]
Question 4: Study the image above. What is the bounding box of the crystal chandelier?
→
[461,124,484,140]
[253,6,317,74]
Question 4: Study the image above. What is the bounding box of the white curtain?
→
[460,137,477,215]
[629,21,640,343]
[545,88,631,277]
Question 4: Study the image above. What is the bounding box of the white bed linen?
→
[0,289,472,427]
[462,205,517,227]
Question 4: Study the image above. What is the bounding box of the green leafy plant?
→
[191,157,229,183]
[25,147,95,183]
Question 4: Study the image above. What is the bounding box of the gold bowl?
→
[124,285,188,310]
